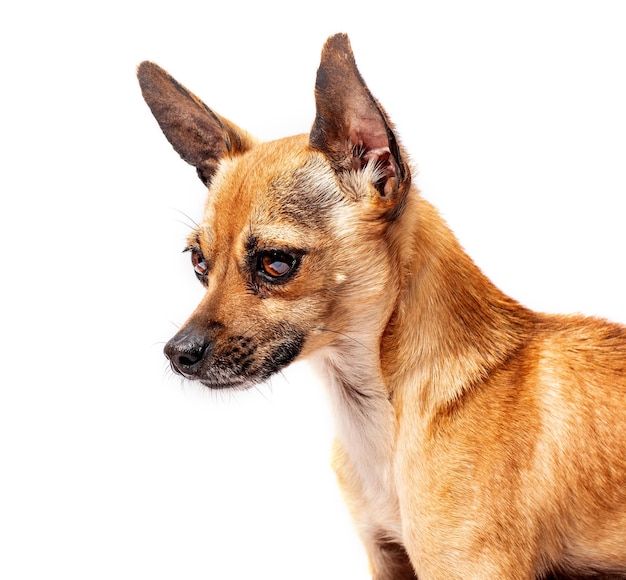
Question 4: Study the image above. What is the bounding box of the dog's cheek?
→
[257,296,330,358]
[258,329,306,379]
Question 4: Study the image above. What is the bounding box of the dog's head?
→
[138,34,412,389]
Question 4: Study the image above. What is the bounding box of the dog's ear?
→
[310,34,411,214]
[137,61,255,186]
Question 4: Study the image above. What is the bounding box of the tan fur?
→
[138,34,626,579]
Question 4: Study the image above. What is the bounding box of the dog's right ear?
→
[310,34,411,217]
[137,62,255,186]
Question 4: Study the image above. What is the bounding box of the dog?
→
[137,33,626,579]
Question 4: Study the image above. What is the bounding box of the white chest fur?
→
[312,346,404,542]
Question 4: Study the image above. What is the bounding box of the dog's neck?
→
[382,191,535,413]
[314,321,398,475]
[311,188,533,491]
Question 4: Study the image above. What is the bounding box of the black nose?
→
[164,325,211,378]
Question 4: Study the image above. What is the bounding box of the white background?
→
[1,1,625,578]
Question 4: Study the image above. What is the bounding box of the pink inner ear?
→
[348,111,396,171]
[349,111,388,149]
[345,112,403,198]
[351,123,396,177]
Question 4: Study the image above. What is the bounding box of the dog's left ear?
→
[310,34,411,215]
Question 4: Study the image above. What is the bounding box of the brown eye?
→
[257,250,297,280]
[190,249,209,280]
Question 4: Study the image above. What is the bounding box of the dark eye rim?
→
[255,249,301,283]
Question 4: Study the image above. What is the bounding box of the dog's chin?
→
[195,361,296,391]
[198,377,257,390]
[168,365,259,390]
[191,365,281,391]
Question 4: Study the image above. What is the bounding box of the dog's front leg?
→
[331,441,417,580]
[396,430,540,580]
[344,502,418,580]
[368,539,419,580]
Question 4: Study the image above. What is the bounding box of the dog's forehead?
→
[202,136,341,237]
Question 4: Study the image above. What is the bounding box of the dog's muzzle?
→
[164,321,305,389]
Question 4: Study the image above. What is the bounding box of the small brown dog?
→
[138,34,626,579]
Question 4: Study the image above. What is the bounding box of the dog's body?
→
[138,34,626,579]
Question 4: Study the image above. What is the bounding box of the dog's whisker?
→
[253,382,272,403]
[277,369,290,386]
[317,327,376,354]
[161,360,180,385]
[172,208,201,230]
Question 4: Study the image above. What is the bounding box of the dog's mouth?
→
[165,356,263,391]
[164,325,305,390]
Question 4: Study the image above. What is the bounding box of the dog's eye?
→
[257,250,297,280]
[190,249,209,281]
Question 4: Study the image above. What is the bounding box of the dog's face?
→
[138,34,411,389]
[166,138,371,388]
